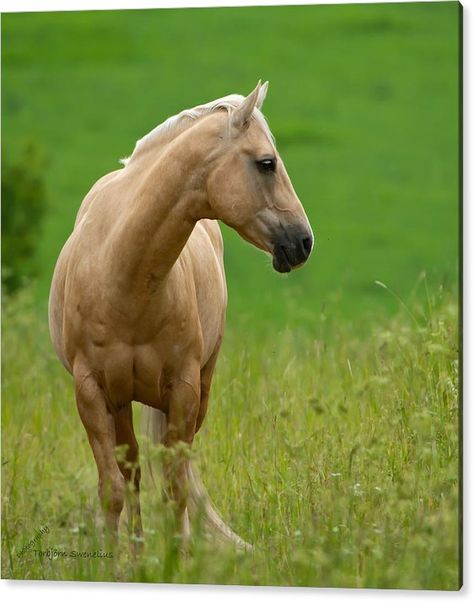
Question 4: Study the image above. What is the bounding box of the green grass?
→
[1,1,460,327]
[1,282,460,589]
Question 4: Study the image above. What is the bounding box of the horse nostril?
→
[302,236,313,258]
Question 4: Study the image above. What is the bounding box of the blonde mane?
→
[120,92,273,166]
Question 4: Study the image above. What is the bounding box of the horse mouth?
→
[272,245,293,273]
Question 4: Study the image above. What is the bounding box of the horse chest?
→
[93,333,197,411]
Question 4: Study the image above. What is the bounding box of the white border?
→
[0,0,460,13]
[0,0,460,12]
[0,0,469,600]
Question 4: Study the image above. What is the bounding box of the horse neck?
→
[108,119,218,291]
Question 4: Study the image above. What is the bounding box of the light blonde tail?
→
[143,407,252,551]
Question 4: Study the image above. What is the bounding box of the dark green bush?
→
[1,144,47,294]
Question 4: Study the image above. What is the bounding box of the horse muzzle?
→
[271,225,314,273]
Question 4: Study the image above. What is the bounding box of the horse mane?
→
[120,93,273,166]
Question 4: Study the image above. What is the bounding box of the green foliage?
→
[1,145,47,294]
[1,284,460,588]
[0,1,460,325]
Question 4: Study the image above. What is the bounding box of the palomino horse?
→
[49,81,313,549]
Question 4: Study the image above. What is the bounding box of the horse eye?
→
[256,158,276,173]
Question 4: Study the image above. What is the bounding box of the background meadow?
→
[1,1,461,589]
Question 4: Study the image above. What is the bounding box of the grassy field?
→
[1,283,459,588]
[1,1,460,327]
[1,0,461,590]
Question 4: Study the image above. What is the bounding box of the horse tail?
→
[143,407,253,551]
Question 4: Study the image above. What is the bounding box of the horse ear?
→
[230,81,262,132]
[256,81,269,110]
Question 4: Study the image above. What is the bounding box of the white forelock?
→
[120,93,273,166]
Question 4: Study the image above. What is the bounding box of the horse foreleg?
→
[163,369,200,542]
[74,373,125,538]
[114,404,143,551]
